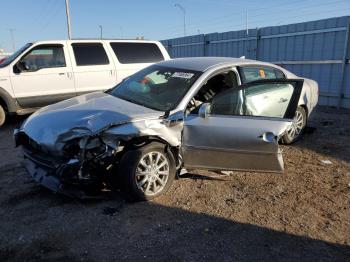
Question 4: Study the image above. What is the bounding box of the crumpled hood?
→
[21,92,163,149]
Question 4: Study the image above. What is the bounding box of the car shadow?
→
[179,172,231,181]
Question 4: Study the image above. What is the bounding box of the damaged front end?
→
[15,129,125,198]
[14,115,183,198]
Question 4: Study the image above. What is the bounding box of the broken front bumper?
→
[23,151,89,198]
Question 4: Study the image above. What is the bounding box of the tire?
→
[119,142,176,201]
[282,106,307,144]
[0,104,6,127]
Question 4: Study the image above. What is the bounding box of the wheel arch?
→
[298,103,309,119]
[0,86,18,113]
[120,135,180,169]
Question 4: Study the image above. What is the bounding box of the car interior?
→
[187,70,239,114]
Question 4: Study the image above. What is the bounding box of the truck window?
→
[19,44,66,71]
[72,43,109,66]
[110,42,164,64]
[0,43,32,68]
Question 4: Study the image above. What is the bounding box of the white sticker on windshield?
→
[171,72,194,79]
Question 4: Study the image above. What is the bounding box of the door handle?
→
[258,132,276,143]
[58,72,65,75]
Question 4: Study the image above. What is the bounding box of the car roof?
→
[157,57,280,72]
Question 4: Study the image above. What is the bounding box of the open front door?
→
[182,79,303,173]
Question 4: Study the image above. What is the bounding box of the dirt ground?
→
[0,106,349,261]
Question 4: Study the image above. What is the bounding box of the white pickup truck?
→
[0,39,170,126]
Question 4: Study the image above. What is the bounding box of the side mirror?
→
[198,103,211,118]
[16,61,29,72]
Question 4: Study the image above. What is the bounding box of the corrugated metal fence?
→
[161,16,350,108]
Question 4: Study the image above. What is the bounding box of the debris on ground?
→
[321,159,333,165]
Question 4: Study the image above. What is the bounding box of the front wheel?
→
[119,142,176,201]
[282,106,307,144]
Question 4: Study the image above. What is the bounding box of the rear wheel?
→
[282,106,307,144]
[0,104,6,127]
[119,142,176,201]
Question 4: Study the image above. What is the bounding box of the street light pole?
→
[174,3,186,37]
[99,25,103,39]
[65,0,72,39]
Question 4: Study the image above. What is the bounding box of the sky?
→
[0,0,349,52]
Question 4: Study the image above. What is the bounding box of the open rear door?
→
[182,79,303,172]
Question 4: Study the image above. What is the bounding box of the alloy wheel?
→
[287,110,304,140]
[135,151,170,196]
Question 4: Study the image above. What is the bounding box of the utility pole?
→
[9,29,15,52]
[174,3,186,37]
[65,0,72,39]
[99,25,103,39]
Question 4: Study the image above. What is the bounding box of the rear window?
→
[72,43,109,66]
[239,66,285,83]
[110,42,164,64]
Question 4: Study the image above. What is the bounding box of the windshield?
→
[0,43,33,68]
[108,65,201,111]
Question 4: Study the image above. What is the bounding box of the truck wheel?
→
[119,142,176,201]
[0,105,5,126]
[282,106,307,144]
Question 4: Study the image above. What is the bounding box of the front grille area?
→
[16,132,64,168]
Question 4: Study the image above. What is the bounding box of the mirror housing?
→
[198,103,211,118]
[16,61,29,72]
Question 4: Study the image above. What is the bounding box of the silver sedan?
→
[15,57,318,200]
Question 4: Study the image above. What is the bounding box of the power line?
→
[142,0,313,36]
[39,0,63,33]
[192,0,349,31]
[181,0,349,33]
[34,0,53,26]
[159,4,349,40]
[207,6,350,33]
[146,0,348,38]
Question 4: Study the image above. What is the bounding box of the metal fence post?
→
[338,20,350,108]
[168,43,172,58]
[203,34,209,57]
[255,27,260,60]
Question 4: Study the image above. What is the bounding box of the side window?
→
[72,43,109,66]
[19,45,66,71]
[240,66,285,83]
[110,42,164,64]
[211,82,295,118]
[195,71,238,102]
